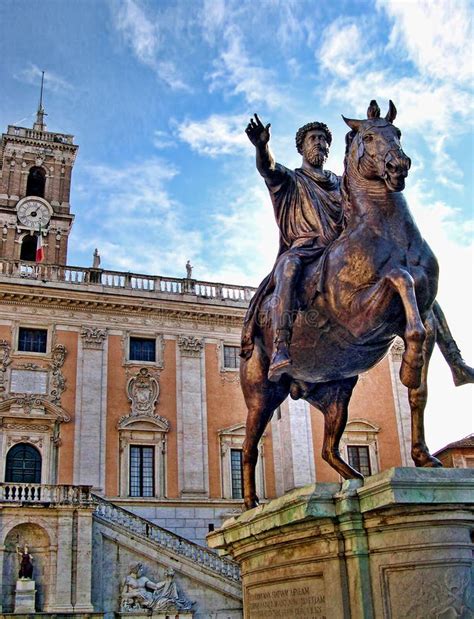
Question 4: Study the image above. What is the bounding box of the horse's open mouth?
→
[384,173,406,192]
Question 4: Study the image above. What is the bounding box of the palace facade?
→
[0,103,411,616]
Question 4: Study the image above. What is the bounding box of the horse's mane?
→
[340,130,357,224]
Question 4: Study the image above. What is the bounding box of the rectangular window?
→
[129,446,155,497]
[230,449,244,499]
[347,445,372,476]
[223,345,240,369]
[18,327,47,353]
[129,337,156,362]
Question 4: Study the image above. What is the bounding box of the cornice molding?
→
[0,287,245,328]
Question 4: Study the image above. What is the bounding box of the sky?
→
[0,0,472,452]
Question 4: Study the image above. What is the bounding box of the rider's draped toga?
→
[240,164,344,359]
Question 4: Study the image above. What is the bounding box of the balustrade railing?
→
[0,482,92,505]
[0,259,254,304]
[8,125,74,144]
[93,495,241,582]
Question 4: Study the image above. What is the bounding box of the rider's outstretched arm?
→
[245,114,288,187]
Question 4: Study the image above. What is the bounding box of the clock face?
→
[17,199,51,228]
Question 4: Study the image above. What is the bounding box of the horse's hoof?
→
[414,455,443,468]
[244,497,259,510]
[451,360,474,386]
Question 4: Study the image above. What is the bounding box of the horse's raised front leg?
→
[349,268,425,389]
[306,376,361,480]
[241,343,289,510]
[409,311,442,468]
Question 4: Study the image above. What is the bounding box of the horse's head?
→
[343,100,411,192]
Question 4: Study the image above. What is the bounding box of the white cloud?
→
[115,0,158,65]
[153,130,175,150]
[380,0,473,86]
[200,0,226,43]
[319,18,375,78]
[113,0,191,91]
[14,63,73,93]
[175,113,250,157]
[74,157,203,275]
[208,25,288,110]
[206,179,279,285]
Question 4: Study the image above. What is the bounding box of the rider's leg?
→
[268,253,302,381]
[433,301,474,386]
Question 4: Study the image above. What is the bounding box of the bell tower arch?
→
[0,72,78,264]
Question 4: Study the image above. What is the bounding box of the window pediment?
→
[0,396,70,423]
[118,414,169,432]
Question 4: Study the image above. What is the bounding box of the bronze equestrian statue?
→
[240,100,473,510]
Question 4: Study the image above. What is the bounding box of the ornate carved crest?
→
[81,326,107,349]
[178,335,203,357]
[0,339,11,393]
[127,368,159,417]
[50,344,67,404]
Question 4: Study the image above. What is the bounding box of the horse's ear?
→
[342,115,362,132]
[385,100,397,123]
[367,100,380,119]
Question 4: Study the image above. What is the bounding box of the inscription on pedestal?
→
[246,577,326,619]
[11,369,48,394]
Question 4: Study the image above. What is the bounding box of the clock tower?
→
[0,78,78,264]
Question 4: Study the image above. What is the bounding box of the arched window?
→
[26,166,46,198]
[5,443,42,483]
[20,234,37,261]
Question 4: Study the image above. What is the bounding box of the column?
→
[53,512,74,611]
[176,335,209,497]
[74,509,94,611]
[388,339,412,466]
[74,327,108,490]
[0,546,4,612]
[281,397,316,492]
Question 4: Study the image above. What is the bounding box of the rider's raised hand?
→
[245,113,271,148]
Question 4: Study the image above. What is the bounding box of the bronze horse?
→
[241,100,467,509]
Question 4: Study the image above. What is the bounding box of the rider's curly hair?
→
[295,122,332,154]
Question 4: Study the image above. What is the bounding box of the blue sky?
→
[0,0,472,450]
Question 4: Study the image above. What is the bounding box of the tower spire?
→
[33,71,47,132]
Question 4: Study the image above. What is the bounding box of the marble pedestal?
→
[208,468,474,619]
[14,578,36,613]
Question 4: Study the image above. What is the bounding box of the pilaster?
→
[176,335,209,497]
[74,509,94,611]
[74,326,108,490]
[53,512,74,611]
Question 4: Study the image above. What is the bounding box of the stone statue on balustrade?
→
[120,563,193,613]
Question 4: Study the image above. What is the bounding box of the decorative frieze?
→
[177,335,203,357]
[80,326,107,349]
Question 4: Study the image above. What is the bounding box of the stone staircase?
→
[92,495,242,618]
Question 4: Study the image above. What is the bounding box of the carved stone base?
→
[14,579,36,613]
[208,468,474,619]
